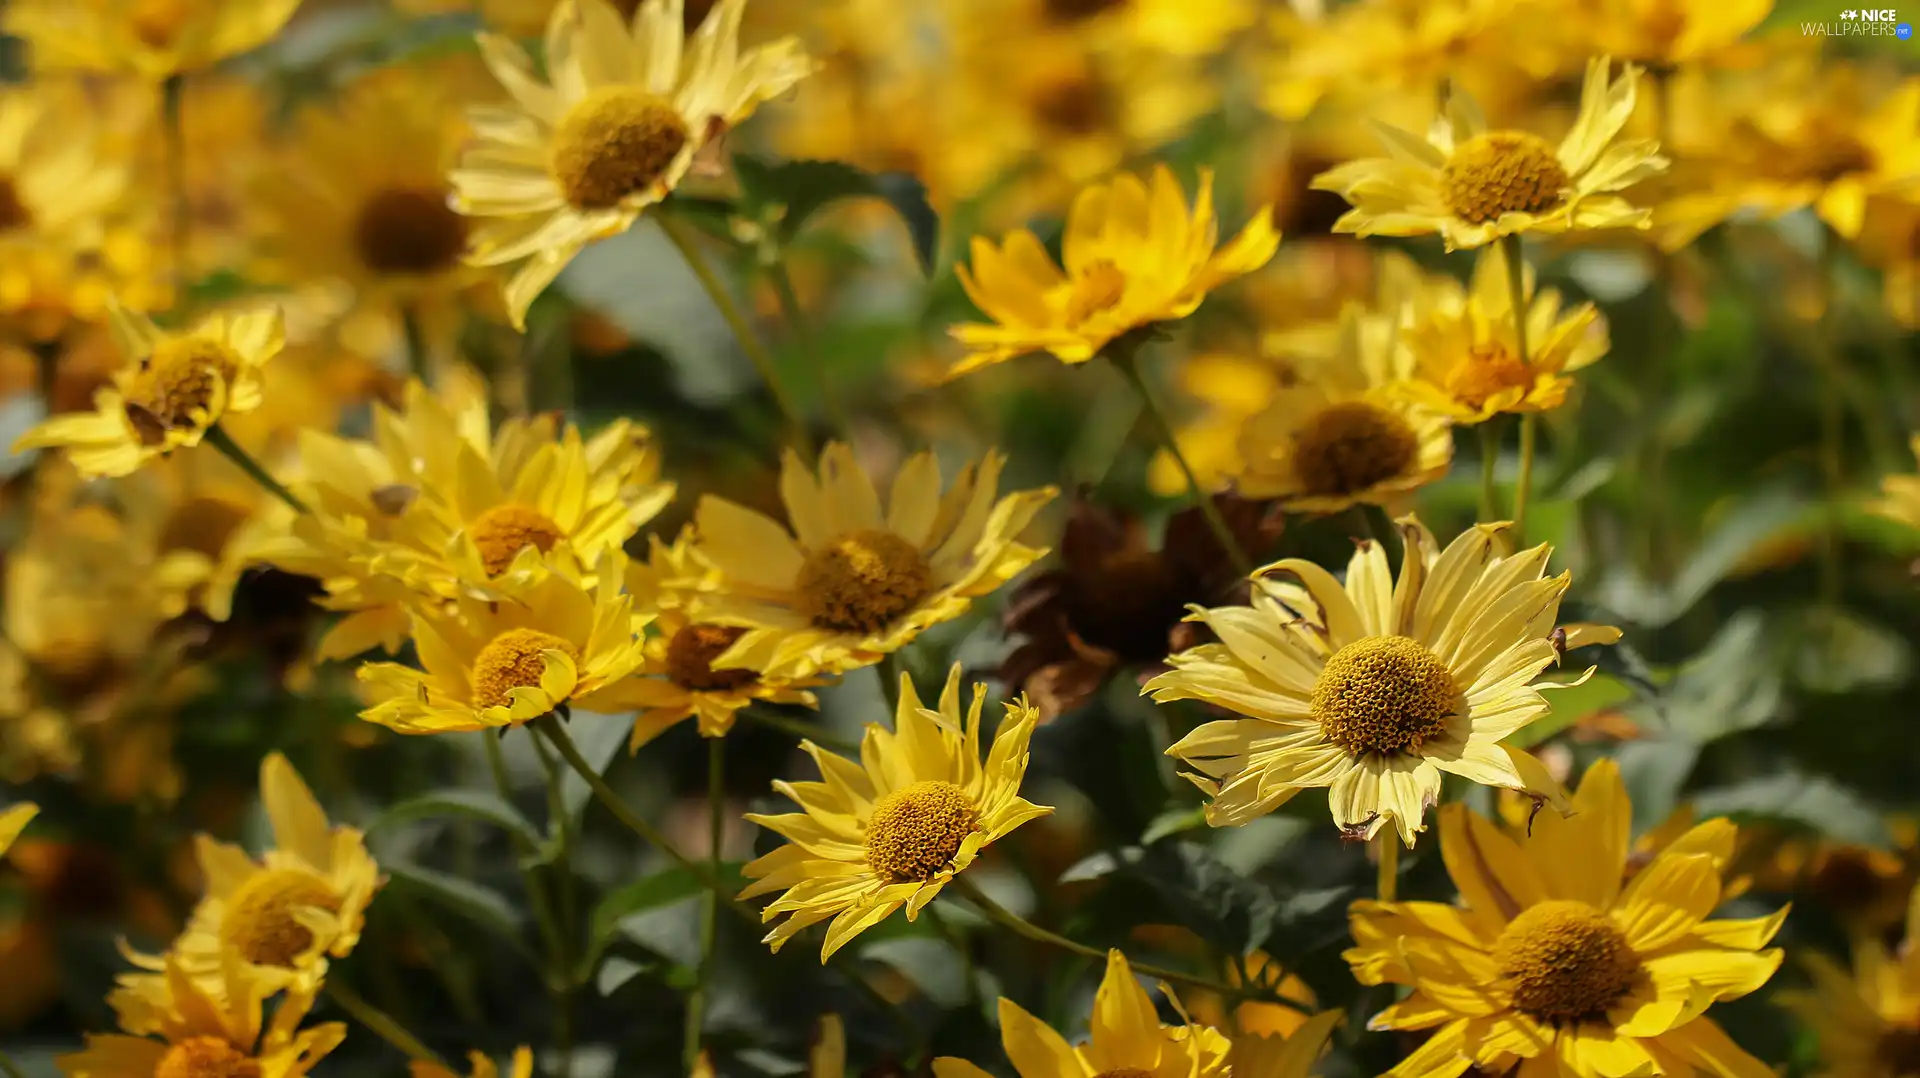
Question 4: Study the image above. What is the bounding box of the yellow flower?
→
[1146,518,1620,845]
[125,754,381,994]
[1394,241,1609,424]
[950,164,1279,378]
[412,1046,536,1078]
[1572,0,1772,65]
[14,304,284,479]
[5,0,302,79]
[451,0,813,328]
[690,443,1055,678]
[0,802,37,858]
[1346,758,1784,1078]
[1228,1010,1343,1078]
[929,949,1232,1078]
[1872,437,1920,531]
[60,956,343,1078]
[739,664,1050,959]
[1232,308,1452,511]
[357,552,651,734]
[811,1015,845,1078]
[1312,57,1669,250]
[1781,882,1920,1078]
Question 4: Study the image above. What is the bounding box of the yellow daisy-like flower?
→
[691,443,1056,679]
[1229,1011,1344,1078]
[125,754,380,993]
[1781,882,1920,1078]
[357,552,651,734]
[1311,57,1669,250]
[5,0,303,79]
[14,304,284,479]
[1394,241,1610,424]
[739,664,1050,960]
[930,949,1233,1078]
[61,956,342,1078]
[0,802,37,859]
[1346,758,1785,1078]
[412,1046,536,1078]
[1573,0,1772,66]
[1871,437,1920,532]
[949,164,1280,378]
[1233,308,1452,512]
[1145,517,1621,845]
[451,0,813,328]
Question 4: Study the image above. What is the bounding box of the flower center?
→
[1045,0,1127,19]
[154,1036,263,1078]
[1066,549,1189,661]
[864,780,980,883]
[471,628,582,710]
[0,176,30,231]
[122,337,242,445]
[219,868,342,969]
[665,623,757,691]
[467,504,567,576]
[130,0,192,49]
[1035,77,1111,136]
[1440,131,1570,224]
[1290,400,1421,496]
[796,529,932,634]
[1310,636,1457,756]
[550,87,691,211]
[1444,343,1534,410]
[1876,1024,1920,1076]
[1065,259,1128,325]
[1494,900,1641,1024]
[353,186,469,276]
[159,495,253,557]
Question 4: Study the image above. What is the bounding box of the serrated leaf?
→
[734,155,940,273]
[1123,842,1277,957]
[368,789,544,851]
[385,863,532,960]
[579,864,740,979]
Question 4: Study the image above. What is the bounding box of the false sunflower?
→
[357,552,650,735]
[4,0,303,79]
[690,443,1055,678]
[1311,57,1668,250]
[413,1047,536,1078]
[950,164,1279,377]
[1781,882,1920,1078]
[929,950,1232,1078]
[1145,517,1620,845]
[14,304,284,479]
[739,665,1049,960]
[125,754,381,993]
[1233,308,1452,512]
[1346,758,1784,1078]
[1395,241,1610,424]
[0,803,36,858]
[450,0,813,327]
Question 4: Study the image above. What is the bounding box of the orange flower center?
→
[1310,635,1457,756]
[353,186,469,276]
[1290,400,1420,497]
[864,780,979,883]
[1494,900,1641,1024]
[468,504,567,576]
[471,628,581,710]
[1440,131,1570,224]
[219,868,341,969]
[122,337,241,445]
[665,623,757,691]
[130,0,192,49]
[1444,344,1535,411]
[550,87,691,210]
[155,1037,262,1078]
[796,529,931,634]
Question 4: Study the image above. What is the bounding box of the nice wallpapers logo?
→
[1804,8,1914,35]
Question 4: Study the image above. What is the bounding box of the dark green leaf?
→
[368,789,544,851]
[385,863,532,960]
[1122,842,1277,957]
[734,155,940,273]
[1691,771,1893,848]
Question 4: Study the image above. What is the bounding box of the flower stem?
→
[1375,836,1400,902]
[1499,234,1536,539]
[161,74,189,289]
[205,424,307,513]
[738,707,857,754]
[659,213,810,454]
[325,979,448,1068]
[1477,422,1501,523]
[527,732,577,1078]
[1514,415,1538,539]
[401,303,430,384]
[770,259,846,438]
[1108,347,1253,576]
[684,737,725,1072]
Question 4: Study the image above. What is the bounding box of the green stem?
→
[528,732,577,1078]
[0,1046,29,1078]
[1816,232,1846,612]
[770,260,846,438]
[1477,422,1501,523]
[1376,836,1400,902]
[1499,235,1537,539]
[485,735,572,1078]
[1108,346,1253,575]
[401,303,431,384]
[659,214,809,454]
[325,980,448,1068]
[738,707,857,754]
[204,425,307,513]
[161,74,188,288]
[1514,415,1538,540]
[685,737,725,1071]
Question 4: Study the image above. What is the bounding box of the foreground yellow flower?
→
[412,1046,535,1078]
[451,0,813,327]
[358,552,650,734]
[0,802,36,858]
[1347,759,1784,1078]
[1230,1011,1343,1078]
[5,0,303,79]
[930,950,1232,1078]
[691,443,1055,678]
[1395,242,1610,424]
[740,665,1049,960]
[950,164,1279,377]
[1782,882,1920,1078]
[1871,437,1920,532]
[126,754,380,993]
[14,304,284,479]
[1312,57,1668,249]
[1146,518,1620,844]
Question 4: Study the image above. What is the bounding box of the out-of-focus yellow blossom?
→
[1227,1010,1343,1078]
[1313,57,1669,250]
[690,443,1054,678]
[1872,437,1920,532]
[1781,882,1920,1078]
[1187,951,1322,1040]
[0,642,82,785]
[0,803,37,859]
[5,0,304,79]
[1568,0,1773,66]
[951,165,1278,377]
[121,75,271,277]
[412,1047,537,1078]
[450,0,813,327]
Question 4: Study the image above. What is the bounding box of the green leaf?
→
[368,790,544,851]
[1691,771,1893,848]
[735,155,940,273]
[385,863,532,960]
[1140,804,1208,846]
[1122,842,1278,957]
[1641,613,1785,743]
[1507,674,1635,749]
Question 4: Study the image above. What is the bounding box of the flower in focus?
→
[1394,241,1610,424]
[14,304,284,479]
[125,754,381,993]
[1146,518,1620,845]
[1781,882,1920,1078]
[1346,758,1784,1078]
[1000,492,1283,719]
[0,802,36,859]
[928,949,1232,1078]
[739,664,1049,959]
[450,0,813,327]
[5,0,303,79]
[691,443,1055,678]
[357,552,651,734]
[950,164,1279,377]
[1232,308,1452,511]
[412,1046,536,1078]
[1312,57,1669,250]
